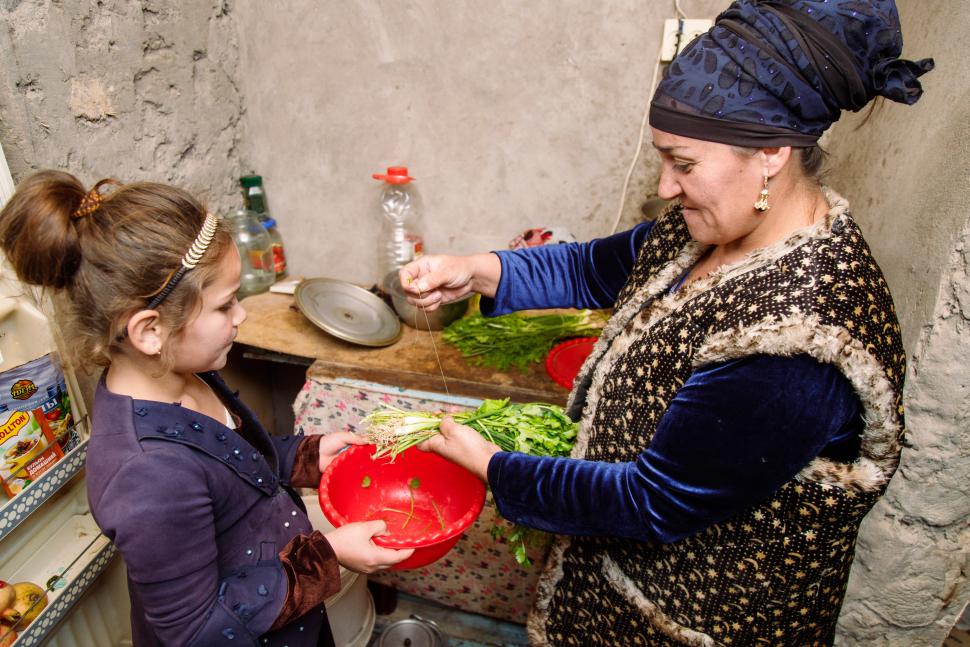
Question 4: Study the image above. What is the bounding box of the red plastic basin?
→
[319,444,486,570]
[545,336,599,389]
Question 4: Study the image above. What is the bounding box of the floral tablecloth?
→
[293,376,550,624]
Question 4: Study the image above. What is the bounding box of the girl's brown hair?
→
[0,170,233,367]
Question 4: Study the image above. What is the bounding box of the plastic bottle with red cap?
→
[373,166,425,294]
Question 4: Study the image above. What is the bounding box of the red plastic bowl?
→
[545,337,599,389]
[319,444,486,570]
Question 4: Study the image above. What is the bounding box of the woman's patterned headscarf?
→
[649,0,934,147]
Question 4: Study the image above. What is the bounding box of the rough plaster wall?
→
[235,0,724,285]
[837,220,970,646]
[0,0,247,404]
[824,1,970,644]
[0,0,245,215]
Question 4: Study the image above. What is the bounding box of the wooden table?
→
[235,291,569,406]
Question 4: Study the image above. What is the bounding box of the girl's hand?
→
[318,432,370,473]
[399,253,500,311]
[326,520,414,573]
[419,416,499,481]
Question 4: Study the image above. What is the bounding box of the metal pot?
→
[383,272,470,331]
[377,615,447,647]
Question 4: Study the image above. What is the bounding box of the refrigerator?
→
[0,143,131,646]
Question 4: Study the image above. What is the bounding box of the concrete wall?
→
[838,222,970,645]
[233,0,724,285]
[823,1,970,356]
[0,0,245,214]
[0,0,247,405]
[825,2,970,644]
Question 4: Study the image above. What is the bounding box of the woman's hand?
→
[318,432,369,473]
[399,253,501,311]
[326,520,414,573]
[419,416,500,481]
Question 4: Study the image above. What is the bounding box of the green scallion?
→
[362,398,578,566]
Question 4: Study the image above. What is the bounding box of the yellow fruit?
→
[0,582,13,614]
[1,581,47,626]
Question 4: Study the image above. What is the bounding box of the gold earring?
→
[754,175,770,212]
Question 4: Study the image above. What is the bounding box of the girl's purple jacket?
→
[86,371,335,647]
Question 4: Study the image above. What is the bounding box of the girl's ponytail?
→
[0,170,89,289]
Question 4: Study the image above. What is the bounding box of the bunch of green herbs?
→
[364,398,576,460]
[362,398,578,566]
[442,310,606,371]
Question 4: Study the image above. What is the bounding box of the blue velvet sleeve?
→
[486,354,863,543]
[480,221,654,316]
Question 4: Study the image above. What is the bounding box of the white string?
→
[411,279,450,395]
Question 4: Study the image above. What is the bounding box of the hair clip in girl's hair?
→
[72,188,103,219]
[182,213,218,269]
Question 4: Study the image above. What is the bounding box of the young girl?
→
[0,171,412,646]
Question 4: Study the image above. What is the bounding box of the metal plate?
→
[294,278,402,347]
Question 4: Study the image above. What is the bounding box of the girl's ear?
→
[126,310,166,357]
[760,146,793,178]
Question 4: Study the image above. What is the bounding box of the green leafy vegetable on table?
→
[442,310,606,371]
[363,398,579,566]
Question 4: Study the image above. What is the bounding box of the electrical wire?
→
[675,0,688,19]
[608,0,692,235]
[607,43,664,236]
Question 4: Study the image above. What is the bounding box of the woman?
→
[400,1,932,645]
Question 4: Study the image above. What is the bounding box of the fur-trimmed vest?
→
[528,190,905,647]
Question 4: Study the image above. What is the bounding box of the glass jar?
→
[223,208,275,298]
[260,217,287,280]
[240,174,287,278]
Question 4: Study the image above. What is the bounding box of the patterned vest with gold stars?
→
[528,190,906,647]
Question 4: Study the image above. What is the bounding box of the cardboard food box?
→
[0,354,75,500]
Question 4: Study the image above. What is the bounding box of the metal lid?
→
[294,278,402,347]
[377,617,446,647]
